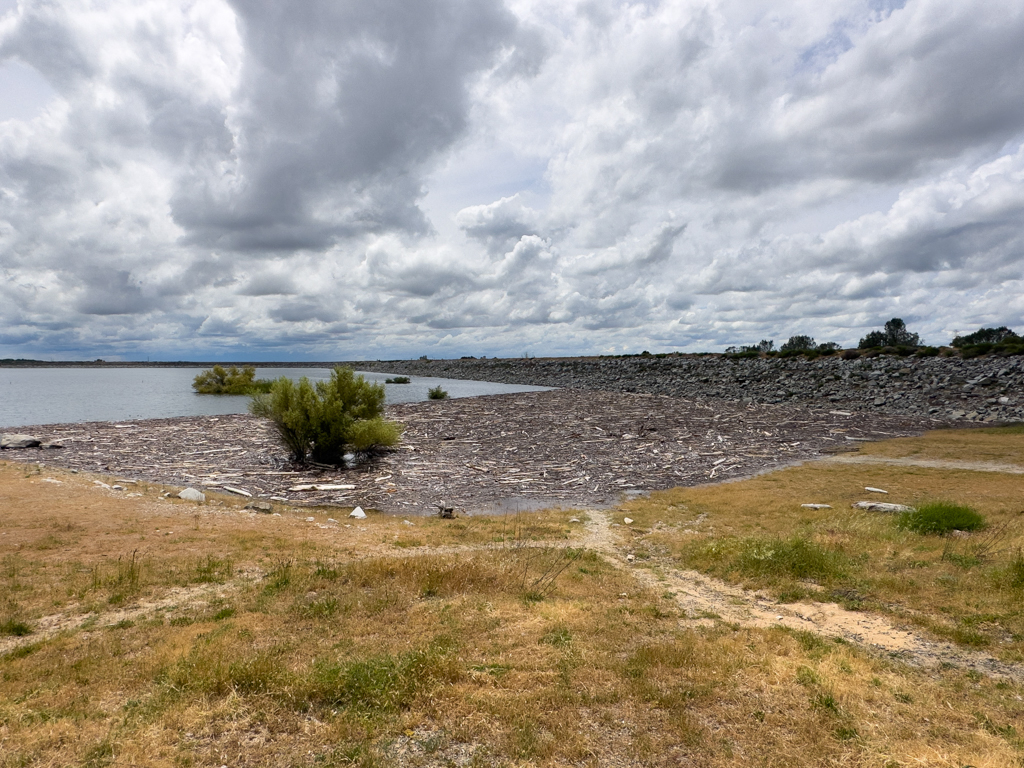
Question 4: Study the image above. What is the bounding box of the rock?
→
[800,503,832,509]
[222,486,252,497]
[305,516,315,522]
[40,441,64,449]
[245,501,274,513]
[177,488,206,502]
[111,485,125,491]
[864,487,888,494]
[1,433,41,449]
[626,554,635,562]
[568,517,581,523]
[851,501,913,513]
[327,518,338,524]
[403,519,414,525]
[349,506,367,519]
[623,517,633,524]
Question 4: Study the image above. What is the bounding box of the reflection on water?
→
[0,367,550,428]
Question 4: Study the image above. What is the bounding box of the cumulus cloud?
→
[0,0,1022,359]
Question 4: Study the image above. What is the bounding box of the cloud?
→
[0,0,1022,360]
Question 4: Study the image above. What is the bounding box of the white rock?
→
[623,517,633,524]
[851,501,913,513]
[626,554,635,562]
[568,517,581,523]
[403,519,414,526]
[1,433,41,449]
[327,518,338,524]
[800,503,832,509]
[222,486,252,497]
[111,485,125,491]
[349,506,367,519]
[864,487,888,494]
[305,516,315,522]
[177,488,205,502]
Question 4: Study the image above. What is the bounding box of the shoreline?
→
[2,389,940,515]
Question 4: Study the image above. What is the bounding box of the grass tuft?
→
[897,502,986,535]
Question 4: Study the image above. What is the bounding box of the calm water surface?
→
[0,368,551,428]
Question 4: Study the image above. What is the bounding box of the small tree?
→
[249,366,403,465]
[858,318,921,349]
[781,335,815,352]
[951,327,1020,348]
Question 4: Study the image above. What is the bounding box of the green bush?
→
[385,376,411,384]
[951,327,1019,348]
[249,366,403,465]
[427,386,448,400]
[896,503,986,535]
[192,365,273,395]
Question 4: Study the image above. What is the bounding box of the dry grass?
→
[854,423,1024,465]
[2,457,1024,766]
[618,428,1024,660]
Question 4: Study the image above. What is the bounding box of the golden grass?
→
[618,429,1024,660]
[2,455,1024,766]
[854,423,1024,465]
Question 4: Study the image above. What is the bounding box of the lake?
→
[0,367,551,428]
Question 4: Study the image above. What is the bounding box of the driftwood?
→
[4,389,938,515]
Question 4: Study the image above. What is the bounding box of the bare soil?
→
[2,389,939,514]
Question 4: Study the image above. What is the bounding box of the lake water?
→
[0,367,551,428]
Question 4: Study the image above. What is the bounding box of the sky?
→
[1,0,1023,361]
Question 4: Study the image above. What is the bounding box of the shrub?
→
[427,386,448,400]
[897,502,986,535]
[385,376,411,384]
[858,318,921,349]
[249,366,403,465]
[193,365,273,395]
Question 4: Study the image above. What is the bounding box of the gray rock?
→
[349,506,367,519]
[177,487,206,502]
[40,441,64,449]
[245,501,274,513]
[1,433,42,449]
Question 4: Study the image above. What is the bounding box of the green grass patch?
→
[685,535,851,584]
[0,617,32,636]
[897,502,986,536]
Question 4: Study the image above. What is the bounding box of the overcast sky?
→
[1,0,1022,360]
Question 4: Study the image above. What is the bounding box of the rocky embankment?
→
[356,354,1024,423]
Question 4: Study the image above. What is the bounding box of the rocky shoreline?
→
[0,390,936,515]
[354,354,1024,424]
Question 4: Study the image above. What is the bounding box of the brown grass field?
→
[2,425,1023,767]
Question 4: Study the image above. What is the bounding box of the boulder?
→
[177,488,206,502]
[851,501,913,513]
[1,433,42,449]
[349,506,367,519]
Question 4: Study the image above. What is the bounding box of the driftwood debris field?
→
[4,389,939,514]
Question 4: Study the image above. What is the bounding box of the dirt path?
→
[580,509,1024,683]
[822,454,1024,474]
